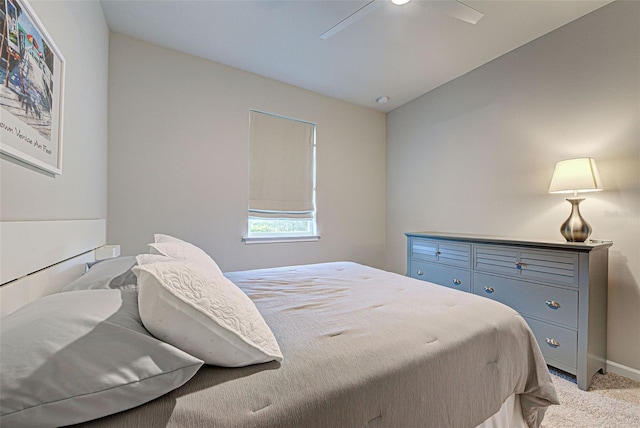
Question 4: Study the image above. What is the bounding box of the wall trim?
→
[606,360,640,382]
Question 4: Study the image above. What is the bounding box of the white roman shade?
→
[249,111,315,219]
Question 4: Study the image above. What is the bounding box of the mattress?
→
[76,262,558,427]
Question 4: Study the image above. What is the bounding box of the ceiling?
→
[99,0,612,113]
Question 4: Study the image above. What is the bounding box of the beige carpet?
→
[542,369,640,428]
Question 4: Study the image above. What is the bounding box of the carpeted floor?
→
[542,369,640,428]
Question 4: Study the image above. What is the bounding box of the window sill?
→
[242,235,321,245]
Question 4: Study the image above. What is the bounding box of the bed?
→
[0,222,558,428]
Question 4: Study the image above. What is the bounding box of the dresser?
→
[406,231,612,390]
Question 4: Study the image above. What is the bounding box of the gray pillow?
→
[62,256,138,291]
[0,289,203,427]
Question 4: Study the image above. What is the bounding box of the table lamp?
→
[548,157,602,242]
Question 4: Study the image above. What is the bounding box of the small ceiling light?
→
[391,0,411,5]
[376,96,390,104]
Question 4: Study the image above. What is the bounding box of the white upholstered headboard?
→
[0,219,106,318]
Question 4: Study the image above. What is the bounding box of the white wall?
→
[0,1,109,221]
[386,1,639,375]
[107,33,386,272]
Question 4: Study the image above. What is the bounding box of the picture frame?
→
[0,0,65,175]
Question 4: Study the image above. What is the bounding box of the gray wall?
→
[0,1,109,221]
[386,1,639,375]
[107,34,387,272]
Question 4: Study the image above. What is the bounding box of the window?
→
[245,110,317,242]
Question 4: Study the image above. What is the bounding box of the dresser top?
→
[405,231,613,252]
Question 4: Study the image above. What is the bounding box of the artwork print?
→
[0,0,64,174]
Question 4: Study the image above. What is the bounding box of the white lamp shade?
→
[548,158,603,194]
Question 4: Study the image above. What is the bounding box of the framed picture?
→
[0,0,64,175]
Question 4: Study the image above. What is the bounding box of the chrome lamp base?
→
[560,197,591,242]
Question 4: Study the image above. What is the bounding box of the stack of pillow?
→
[136,234,283,367]
[0,234,282,427]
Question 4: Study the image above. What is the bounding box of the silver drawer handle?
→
[545,338,560,348]
[545,300,561,309]
[435,251,441,256]
[483,286,495,294]
[416,270,424,276]
[452,278,462,285]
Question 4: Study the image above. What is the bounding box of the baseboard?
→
[606,360,640,382]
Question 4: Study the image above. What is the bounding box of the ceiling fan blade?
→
[320,0,386,40]
[415,0,484,25]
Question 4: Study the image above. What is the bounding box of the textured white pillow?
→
[154,233,187,244]
[133,260,283,367]
[148,241,222,273]
[136,253,172,266]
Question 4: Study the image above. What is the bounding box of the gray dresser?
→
[405,231,612,390]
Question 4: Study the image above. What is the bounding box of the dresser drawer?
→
[474,246,579,287]
[411,239,439,262]
[519,250,579,287]
[474,246,518,275]
[473,273,578,328]
[524,316,577,370]
[410,260,471,292]
[438,242,471,268]
[411,238,471,268]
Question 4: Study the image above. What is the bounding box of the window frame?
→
[243,110,319,244]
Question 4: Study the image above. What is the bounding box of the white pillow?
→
[148,241,222,273]
[154,233,187,244]
[0,290,203,427]
[136,253,172,266]
[61,256,138,291]
[133,260,283,367]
